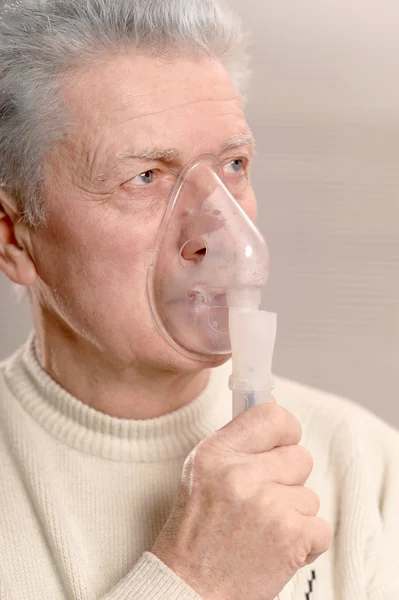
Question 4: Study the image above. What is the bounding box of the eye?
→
[131,170,155,185]
[223,159,246,175]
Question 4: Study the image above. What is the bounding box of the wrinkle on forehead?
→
[56,54,248,186]
[62,53,241,123]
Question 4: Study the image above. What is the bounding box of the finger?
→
[255,445,314,486]
[270,484,320,516]
[302,516,333,563]
[214,403,302,454]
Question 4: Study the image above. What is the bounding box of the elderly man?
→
[0,1,398,599]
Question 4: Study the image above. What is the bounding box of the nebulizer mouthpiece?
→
[147,155,277,416]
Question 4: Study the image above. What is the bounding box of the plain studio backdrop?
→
[0,0,398,426]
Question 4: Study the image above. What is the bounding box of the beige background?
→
[1,0,398,426]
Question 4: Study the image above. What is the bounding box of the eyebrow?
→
[96,133,255,182]
[220,133,255,153]
[116,147,180,163]
[114,133,255,166]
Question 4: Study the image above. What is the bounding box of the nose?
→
[179,212,225,266]
[180,237,207,266]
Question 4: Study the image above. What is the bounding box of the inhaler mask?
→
[147,155,270,360]
[148,155,278,599]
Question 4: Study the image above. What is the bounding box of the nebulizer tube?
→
[148,154,280,600]
[227,288,277,417]
[227,292,279,600]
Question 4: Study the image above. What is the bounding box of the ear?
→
[0,190,37,286]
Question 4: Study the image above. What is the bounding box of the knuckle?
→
[190,439,213,475]
[286,512,305,542]
[257,482,278,510]
[291,414,303,441]
[297,446,314,473]
[284,408,303,440]
[306,488,321,514]
[268,404,303,442]
[221,463,248,497]
[319,519,334,550]
[254,402,303,445]
[305,519,333,565]
[268,402,286,421]
[278,509,299,536]
[261,402,286,430]
[278,512,311,568]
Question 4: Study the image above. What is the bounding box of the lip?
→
[164,289,228,307]
[187,290,227,307]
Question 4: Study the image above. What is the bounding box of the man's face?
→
[28,53,257,370]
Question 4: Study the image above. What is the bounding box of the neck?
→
[31,315,210,421]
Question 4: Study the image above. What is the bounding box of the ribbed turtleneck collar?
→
[2,337,232,463]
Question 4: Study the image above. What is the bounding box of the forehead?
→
[61,53,249,164]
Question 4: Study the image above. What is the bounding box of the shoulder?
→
[274,374,399,482]
[0,354,13,404]
[274,377,399,595]
[0,342,34,438]
[0,345,24,400]
[274,374,398,444]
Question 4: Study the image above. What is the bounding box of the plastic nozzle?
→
[228,298,277,417]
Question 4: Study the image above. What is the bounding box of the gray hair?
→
[0,0,251,227]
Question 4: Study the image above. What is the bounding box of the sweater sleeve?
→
[100,552,203,600]
[366,426,399,600]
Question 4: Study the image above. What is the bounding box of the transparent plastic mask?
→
[147,155,269,360]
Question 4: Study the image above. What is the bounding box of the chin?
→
[173,347,232,373]
[148,334,231,374]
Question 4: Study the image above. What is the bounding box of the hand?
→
[152,400,332,600]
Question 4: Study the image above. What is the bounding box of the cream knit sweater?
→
[0,338,398,600]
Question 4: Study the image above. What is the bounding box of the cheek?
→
[30,214,157,313]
